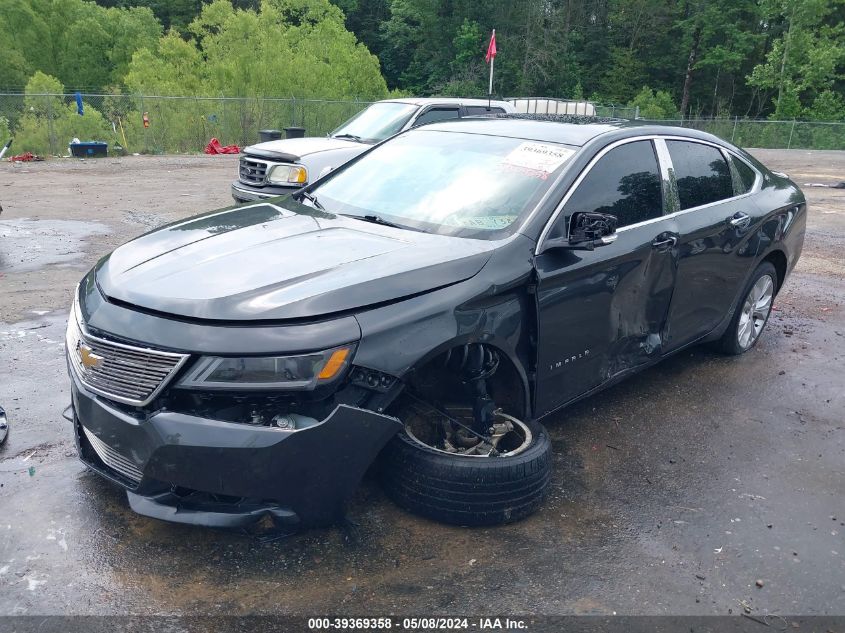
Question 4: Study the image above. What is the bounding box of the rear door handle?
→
[651,234,678,250]
[728,212,751,229]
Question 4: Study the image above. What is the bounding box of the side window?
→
[413,107,460,127]
[732,156,758,194]
[555,140,663,236]
[464,106,505,116]
[666,140,734,209]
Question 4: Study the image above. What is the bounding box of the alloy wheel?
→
[737,274,774,350]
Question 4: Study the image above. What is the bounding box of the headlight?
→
[266,164,308,185]
[177,346,352,390]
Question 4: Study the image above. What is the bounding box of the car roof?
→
[412,116,734,148]
[415,117,623,146]
[381,97,513,108]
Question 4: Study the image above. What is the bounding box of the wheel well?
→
[392,345,528,420]
[762,250,788,293]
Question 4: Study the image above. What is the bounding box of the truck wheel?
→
[379,413,552,526]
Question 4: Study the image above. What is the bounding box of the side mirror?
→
[543,212,618,252]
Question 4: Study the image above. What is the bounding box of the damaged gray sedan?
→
[66,116,805,529]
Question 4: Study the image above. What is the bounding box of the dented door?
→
[532,139,677,418]
[533,225,677,417]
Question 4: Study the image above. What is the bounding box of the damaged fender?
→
[352,236,538,420]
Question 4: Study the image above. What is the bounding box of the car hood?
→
[244,137,364,162]
[96,201,494,322]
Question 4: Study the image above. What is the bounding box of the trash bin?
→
[285,126,306,139]
[259,129,283,143]
[70,141,108,158]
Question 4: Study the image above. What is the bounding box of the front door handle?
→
[728,212,751,229]
[651,234,678,250]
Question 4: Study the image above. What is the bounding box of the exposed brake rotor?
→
[405,404,532,458]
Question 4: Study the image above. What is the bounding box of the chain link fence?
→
[1,93,843,157]
[639,117,845,151]
[0,93,371,156]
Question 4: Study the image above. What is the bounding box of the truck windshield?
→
[313,129,578,239]
[330,103,418,144]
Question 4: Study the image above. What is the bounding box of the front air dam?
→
[72,379,403,529]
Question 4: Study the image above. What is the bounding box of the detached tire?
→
[379,419,552,526]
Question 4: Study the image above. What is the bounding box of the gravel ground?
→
[0,150,842,617]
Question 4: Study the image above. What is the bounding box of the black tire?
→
[717,261,778,355]
[379,418,552,526]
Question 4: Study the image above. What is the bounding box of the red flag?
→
[485,30,497,64]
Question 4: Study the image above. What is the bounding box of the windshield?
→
[330,102,418,144]
[313,129,577,239]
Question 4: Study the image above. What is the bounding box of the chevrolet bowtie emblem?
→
[78,343,104,370]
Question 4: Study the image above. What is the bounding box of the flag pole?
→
[488,29,495,109]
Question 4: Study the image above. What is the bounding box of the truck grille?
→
[239,157,269,185]
[67,315,189,407]
[82,426,144,484]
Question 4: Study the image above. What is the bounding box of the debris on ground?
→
[756,579,765,588]
[741,613,789,629]
[737,599,753,613]
[8,152,43,162]
[204,138,240,154]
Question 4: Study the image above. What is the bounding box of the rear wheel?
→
[718,262,777,355]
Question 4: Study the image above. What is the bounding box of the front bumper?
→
[231,181,297,203]
[70,374,401,529]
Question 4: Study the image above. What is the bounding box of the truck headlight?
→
[267,164,308,185]
[177,346,352,390]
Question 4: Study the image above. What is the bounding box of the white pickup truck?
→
[231,97,514,203]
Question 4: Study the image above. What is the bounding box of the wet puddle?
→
[0,218,110,274]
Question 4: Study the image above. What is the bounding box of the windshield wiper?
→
[340,213,404,229]
[296,190,324,210]
[361,214,403,228]
[333,133,364,143]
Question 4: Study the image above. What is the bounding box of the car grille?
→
[239,156,269,185]
[82,426,143,484]
[67,316,189,407]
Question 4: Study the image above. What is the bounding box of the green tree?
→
[805,89,845,121]
[673,0,763,118]
[0,0,52,87]
[748,0,845,118]
[121,0,388,149]
[0,0,161,91]
[629,86,679,119]
[0,116,11,142]
[15,72,114,155]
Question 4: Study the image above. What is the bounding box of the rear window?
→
[666,141,734,210]
[413,108,460,127]
[464,106,506,116]
[732,156,758,193]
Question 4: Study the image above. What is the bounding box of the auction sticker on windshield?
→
[502,142,575,173]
